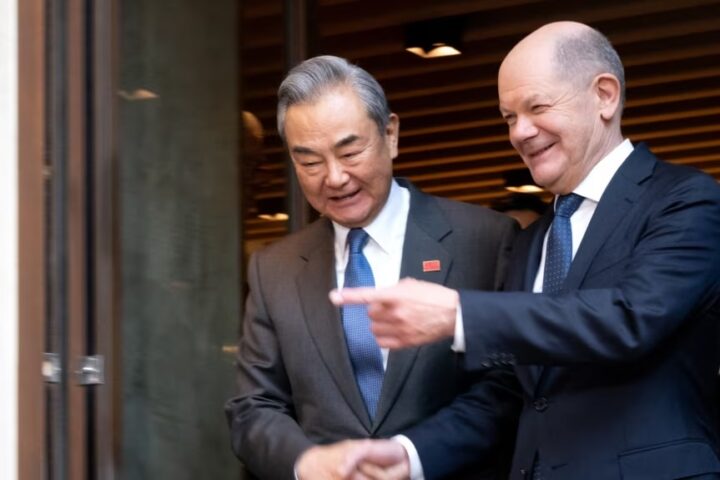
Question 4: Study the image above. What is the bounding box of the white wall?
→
[0,0,19,477]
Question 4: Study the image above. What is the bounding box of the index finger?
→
[329,287,388,306]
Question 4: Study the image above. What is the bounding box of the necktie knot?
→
[347,228,370,255]
[543,193,583,295]
[554,193,583,218]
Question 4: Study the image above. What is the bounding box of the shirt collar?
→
[332,179,406,254]
[573,138,634,203]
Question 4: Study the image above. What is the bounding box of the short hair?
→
[554,27,626,109]
[276,55,391,141]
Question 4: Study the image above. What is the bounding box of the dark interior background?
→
[240,0,720,246]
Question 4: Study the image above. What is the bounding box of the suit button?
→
[519,468,528,479]
[533,397,548,412]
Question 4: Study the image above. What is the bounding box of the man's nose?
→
[325,158,349,187]
[511,115,539,142]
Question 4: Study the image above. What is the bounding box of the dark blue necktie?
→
[543,193,584,294]
[532,454,543,480]
[533,193,583,479]
[342,228,384,420]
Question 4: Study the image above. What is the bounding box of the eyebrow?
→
[523,94,546,108]
[290,134,362,156]
[335,134,360,149]
[290,145,317,155]
[499,93,546,114]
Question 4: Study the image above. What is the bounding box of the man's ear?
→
[386,113,400,158]
[594,73,622,121]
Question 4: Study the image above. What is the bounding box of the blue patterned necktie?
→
[341,228,384,420]
[533,193,583,480]
[543,193,584,294]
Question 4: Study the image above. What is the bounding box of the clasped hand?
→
[295,439,409,480]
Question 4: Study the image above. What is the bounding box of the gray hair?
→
[554,27,626,110]
[276,55,391,141]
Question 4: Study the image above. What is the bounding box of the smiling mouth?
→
[330,189,360,202]
[528,143,555,158]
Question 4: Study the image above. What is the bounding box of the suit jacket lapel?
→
[513,212,553,392]
[564,144,654,291]
[295,219,372,430]
[373,183,452,431]
[523,211,552,292]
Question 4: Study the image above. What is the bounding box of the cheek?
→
[559,128,587,163]
[351,160,381,184]
[367,168,392,195]
[296,172,324,199]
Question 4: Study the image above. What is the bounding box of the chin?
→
[329,213,367,228]
[529,165,561,189]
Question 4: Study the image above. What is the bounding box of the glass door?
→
[42,0,244,478]
[115,0,242,478]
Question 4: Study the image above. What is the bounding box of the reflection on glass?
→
[119,0,241,478]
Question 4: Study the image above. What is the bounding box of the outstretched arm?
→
[332,175,720,368]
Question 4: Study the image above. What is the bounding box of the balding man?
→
[333,21,720,480]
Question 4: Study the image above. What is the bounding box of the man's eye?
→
[503,115,516,125]
[532,104,548,113]
[299,160,320,168]
[342,151,360,159]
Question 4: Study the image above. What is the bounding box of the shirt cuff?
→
[393,435,425,480]
[451,301,465,352]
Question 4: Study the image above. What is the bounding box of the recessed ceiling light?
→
[117,89,159,101]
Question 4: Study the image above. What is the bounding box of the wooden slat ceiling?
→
[241,0,720,244]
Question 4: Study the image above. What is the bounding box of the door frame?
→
[17,0,120,478]
[17,0,47,474]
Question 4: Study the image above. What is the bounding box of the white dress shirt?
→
[532,139,633,291]
[332,179,410,368]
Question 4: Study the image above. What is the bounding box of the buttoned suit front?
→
[225,179,521,479]
[405,144,720,479]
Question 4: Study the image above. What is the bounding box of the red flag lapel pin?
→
[422,260,441,272]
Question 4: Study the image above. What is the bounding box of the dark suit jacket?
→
[225,179,521,480]
[406,144,720,479]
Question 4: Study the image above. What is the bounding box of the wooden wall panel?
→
[241,0,720,244]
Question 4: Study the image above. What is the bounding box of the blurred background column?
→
[284,0,316,231]
[118,0,241,477]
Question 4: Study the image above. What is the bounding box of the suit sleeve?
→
[461,172,720,369]
[225,252,313,480]
[404,365,522,479]
[404,215,523,479]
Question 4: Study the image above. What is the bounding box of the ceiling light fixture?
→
[503,169,544,193]
[405,16,464,59]
[256,197,289,222]
[117,88,159,101]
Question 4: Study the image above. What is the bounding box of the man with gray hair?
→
[225,55,521,479]
[333,21,720,479]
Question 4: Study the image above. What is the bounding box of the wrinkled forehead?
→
[498,53,559,101]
